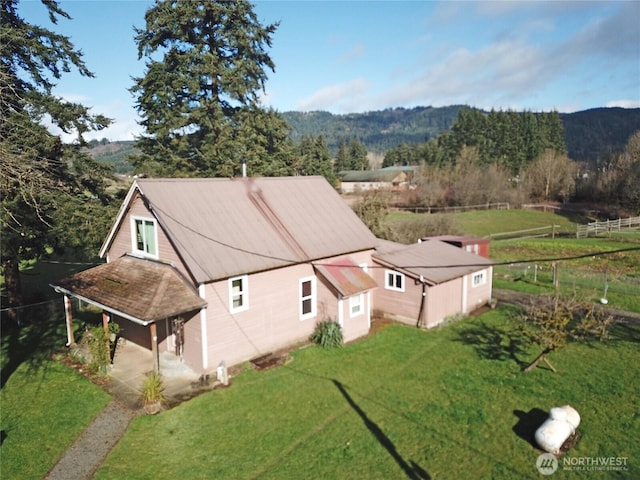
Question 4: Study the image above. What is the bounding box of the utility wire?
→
[146,201,640,270]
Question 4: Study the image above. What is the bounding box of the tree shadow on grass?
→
[512,408,548,449]
[455,321,530,368]
[1,305,66,389]
[609,321,640,343]
[333,380,430,480]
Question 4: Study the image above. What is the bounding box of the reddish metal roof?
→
[314,258,377,297]
[52,255,206,324]
[105,177,377,283]
[373,240,494,285]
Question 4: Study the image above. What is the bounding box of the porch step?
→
[159,351,196,377]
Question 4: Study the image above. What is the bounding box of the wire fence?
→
[494,262,640,300]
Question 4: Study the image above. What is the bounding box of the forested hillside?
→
[560,107,640,163]
[282,105,464,153]
[89,106,640,172]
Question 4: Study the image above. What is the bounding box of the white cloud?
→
[606,99,640,109]
[378,40,546,110]
[296,78,371,112]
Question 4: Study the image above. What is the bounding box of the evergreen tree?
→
[297,135,335,185]
[1,0,111,321]
[348,137,368,170]
[129,0,291,177]
[334,137,350,173]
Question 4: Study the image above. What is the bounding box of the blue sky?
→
[18,0,640,141]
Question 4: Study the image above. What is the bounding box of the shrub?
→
[310,319,344,349]
[83,322,119,374]
[140,371,166,412]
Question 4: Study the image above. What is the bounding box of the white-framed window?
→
[473,270,487,287]
[299,276,317,320]
[131,216,158,258]
[385,270,405,292]
[350,293,364,317]
[229,275,249,313]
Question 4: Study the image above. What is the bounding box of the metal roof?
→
[111,176,377,284]
[315,258,377,297]
[373,240,494,285]
[51,255,206,324]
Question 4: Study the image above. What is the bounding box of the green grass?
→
[95,309,640,479]
[386,209,585,239]
[492,237,640,312]
[0,359,111,479]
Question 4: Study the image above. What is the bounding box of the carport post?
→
[150,322,159,372]
[64,295,74,346]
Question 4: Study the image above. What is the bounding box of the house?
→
[52,175,493,376]
[338,166,418,193]
[52,176,378,373]
[371,239,494,328]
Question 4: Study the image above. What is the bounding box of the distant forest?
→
[89,106,640,173]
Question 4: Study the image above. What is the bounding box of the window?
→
[350,293,364,317]
[299,276,316,320]
[229,275,248,313]
[132,217,157,257]
[473,270,486,287]
[385,270,405,292]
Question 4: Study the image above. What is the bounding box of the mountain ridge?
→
[89,106,640,172]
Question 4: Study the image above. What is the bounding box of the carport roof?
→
[51,255,206,325]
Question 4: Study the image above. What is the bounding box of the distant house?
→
[52,176,493,375]
[372,239,494,328]
[339,166,418,193]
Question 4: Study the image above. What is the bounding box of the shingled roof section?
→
[51,255,206,324]
[373,239,494,285]
[113,177,377,284]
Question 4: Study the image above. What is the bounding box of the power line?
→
[143,200,640,271]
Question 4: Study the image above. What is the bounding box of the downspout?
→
[416,275,427,328]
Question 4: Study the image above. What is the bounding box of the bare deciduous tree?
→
[519,294,612,373]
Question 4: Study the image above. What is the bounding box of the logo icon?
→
[536,453,558,475]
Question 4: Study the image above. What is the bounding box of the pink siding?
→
[196,252,374,372]
[372,264,493,328]
[106,194,192,281]
[465,267,493,313]
[372,267,423,326]
[181,310,204,371]
[425,281,463,327]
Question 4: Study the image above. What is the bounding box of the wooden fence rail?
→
[576,216,640,238]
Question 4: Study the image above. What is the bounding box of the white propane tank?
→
[535,405,580,455]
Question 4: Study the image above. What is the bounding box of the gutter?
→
[50,284,151,326]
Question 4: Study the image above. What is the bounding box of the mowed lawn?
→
[95,308,639,479]
[0,359,111,479]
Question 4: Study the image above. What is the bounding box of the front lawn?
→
[0,359,111,479]
[96,308,639,479]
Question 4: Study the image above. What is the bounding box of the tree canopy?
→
[383,108,567,174]
[129,0,294,177]
[1,0,112,320]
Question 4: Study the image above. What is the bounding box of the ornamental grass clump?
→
[140,371,166,414]
[310,319,344,349]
